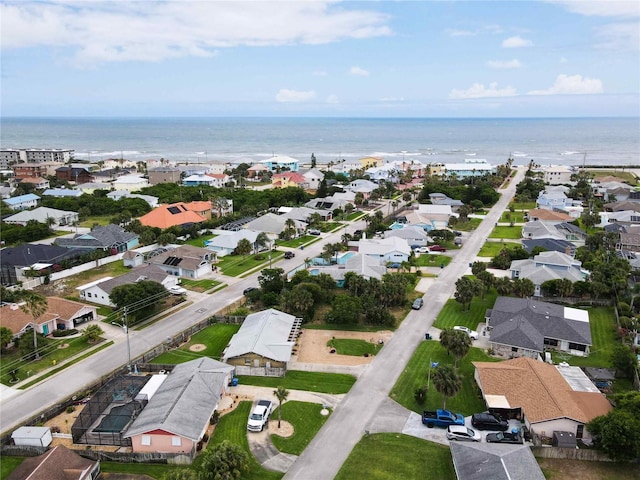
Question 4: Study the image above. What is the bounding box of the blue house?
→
[4,193,40,211]
[260,155,299,172]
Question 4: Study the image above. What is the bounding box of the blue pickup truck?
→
[422,409,465,428]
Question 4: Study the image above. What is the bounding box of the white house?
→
[205,230,261,257]
[357,236,411,264]
[3,193,40,211]
[301,168,324,191]
[4,206,79,227]
[384,226,429,247]
[111,175,149,191]
[107,190,159,208]
[543,165,573,185]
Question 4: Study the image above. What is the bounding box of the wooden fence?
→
[532,446,612,462]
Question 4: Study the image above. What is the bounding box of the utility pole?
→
[112,306,131,373]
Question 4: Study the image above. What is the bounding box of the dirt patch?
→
[295,329,393,365]
[268,420,294,438]
[189,343,206,352]
[58,343,70,349]
[537,457,640,480]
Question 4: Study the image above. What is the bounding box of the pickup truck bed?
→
[422,409,465,428]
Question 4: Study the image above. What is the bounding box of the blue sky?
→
[1,0,639,117]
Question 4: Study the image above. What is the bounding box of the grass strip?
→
[237,370,356,395]
[270,401,331,455]
[327,338,379,356]
[335,433,455,480]
[151,323,240,364]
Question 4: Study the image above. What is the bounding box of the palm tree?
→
[19,292,48,360]
[431,364,462,410]
[448,331,472,368]
[273,386,290,428]
[255,232,270,254]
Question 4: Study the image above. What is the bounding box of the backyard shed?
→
[552,431,577,448]
[11,426,52,447]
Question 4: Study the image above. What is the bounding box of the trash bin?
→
[230,377,239,387]
[425,333,431,340]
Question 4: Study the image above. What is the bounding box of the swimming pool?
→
[94,402,139,433]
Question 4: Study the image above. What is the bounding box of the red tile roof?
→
[139,202,206,229]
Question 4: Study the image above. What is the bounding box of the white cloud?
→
[276,89,316,102]
[326,94,340,104]
[527,74,603,95]
[486,59,522,69]
[595,22,640,50]
[449,82,517,99]
[502,36,533,48]
[548,1,640,18]
[0,1,392,65]
[349,66,370,76]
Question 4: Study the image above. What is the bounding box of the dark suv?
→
[471,413,509,431]
[284,251,295,259]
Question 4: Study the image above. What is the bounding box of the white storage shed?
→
[11,426,53,447]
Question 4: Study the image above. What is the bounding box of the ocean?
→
[1,117,638,167]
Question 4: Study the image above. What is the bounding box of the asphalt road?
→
[283,166,525,480]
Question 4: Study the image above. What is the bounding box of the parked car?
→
[284,251,295,259]
[446,425,481,442]
[308,229,321,236]
[422,409,465,428]
[485,431,523,444]
[243,287,258,295]
[247,399,273,432]
[429,245,447,252]
[453,325,479,340]
[417,246,430,253]
[168,286,187,295]
[452,230,462,236]
[471,412,509,431]
[412,298,424,310]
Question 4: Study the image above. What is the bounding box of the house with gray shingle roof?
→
[6,444,100,480]
[205,230,260,257]
[124,358,233,454]
[522,238,576,256]
[223,308,297,376]
[77,264,177,306]
[450,442,545,480]
[3,206,78,227]
[54,224,139,253]
[485,296,592,359]
[308,253,387,285]
[509,251,589,296]
[146,244,214,279]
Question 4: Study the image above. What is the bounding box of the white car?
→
[453,325,479,340]
[168,286,187,295]
[417,246,430,253]
[446,425,481,442]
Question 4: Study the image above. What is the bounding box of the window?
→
[576,425,584,439]
[511,347,518,352]
[245,358,251,366]
[568,342,587,352]
[141,435,151,446]
[172,436,182,446]
[544,338,558,347]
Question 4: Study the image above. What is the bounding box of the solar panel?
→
[163,256,182,266]
[168,206,181,214]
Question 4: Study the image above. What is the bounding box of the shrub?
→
[52,329,78,337]
[66,406,76,414]
[210,410,220,425]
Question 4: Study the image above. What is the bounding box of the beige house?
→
[223,309,300,376]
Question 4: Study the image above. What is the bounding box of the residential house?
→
[357,236,411,264]
[429,159,496,178]
[243,213,305,237]
[146,245,214,279]
[6,445,100,480]
[106,190,159,207]
[359,156,383,169]
[247,163,270,179]
[405,204,455,231]
[428,193,464,209]
[17,177,50,190]
[598,210,640,227]
[41,188,83,198]
[522,220,587,244]
[308,253,386,285]
[0,185,16,199]
[618,224,640,252]
[272,172,309,189]
[12,162,62,178]
[55,166,94,184]
[522,238,576,256]
[525,208,574,223]
[280,206,330,223]
[3,193,40,211]
[305,196,351,212]
[124,358,233,454]
[260,155,299,172]
[450,442,545,480]
[0,297,97,337]
[346,179,377,197]
[75,182,113,194]
[536,188,582,213]
[364,164,400,183]
[485,296,592,358]
[77,265,177,306]
[139,202,209,229]
[4,206,79,227]
[0,243,85,286]
[205,230,261,257]
[122,250,145,268]
[111,175,149,191]
[543,165,573,185]
[148,166,182,185]
[54,224,139,253]
[223,308,298,376]
[510,251,589,296]
[301,168,324,191]
[182,173,229,188]
[603,199,640,213]
[384,225,429,247]
[473,357,612,442]
[595,182,634,202]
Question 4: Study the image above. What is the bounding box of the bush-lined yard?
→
[415,254,452,267]
[335,433,455,480]
[390,341,497,415]
[477,241,520,257]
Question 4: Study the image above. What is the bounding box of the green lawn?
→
[510,201,536,210]
[347,212,366,221]
[59,261,130,291]
[500,211,525,223]
[185,234,216,247]
[79,215,111,227]
[180,278,221,292]
[237,370,356,394]
[151,323,240,364]
[390,341,497,415]
[415,254,452,267]
[199,401,283,480]
[433,291,498,331]
[551,307,617,368]
[275,236,316,248]
[488,226,522,240]
[0,456,23,480]
[335,433,455,480]
[327,338,379,356]
[452,218,482,231]
[270,401,331,455]
[101,461,183,479]
[321,222,342,232]
[477,241,521,257]
[0,336,108,386]
[587,169,638,184]
[217,252,281,277]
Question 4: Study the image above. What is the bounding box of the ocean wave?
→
[560,151,581,156]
